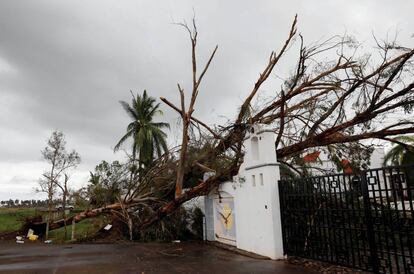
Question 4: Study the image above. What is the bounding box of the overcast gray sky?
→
[0,0,412,201]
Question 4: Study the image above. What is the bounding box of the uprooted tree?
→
[39,16,414,234]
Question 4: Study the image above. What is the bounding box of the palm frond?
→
[119,101,138,120]
[394,135,414,143]
[383,136,414,166]
[114,129,134,152]
[152,122,170,129]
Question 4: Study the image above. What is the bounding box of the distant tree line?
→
[0,199,49,208]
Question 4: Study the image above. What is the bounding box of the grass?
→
[48,216,106,243]
[0,207,106,243]
[0,208,37,233]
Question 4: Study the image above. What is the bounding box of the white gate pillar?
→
[233,126,284,259]
[204,125,284,259]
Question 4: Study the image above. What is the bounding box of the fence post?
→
[360,173,380,273]
[278,180,287,256]
[71,219,76,241]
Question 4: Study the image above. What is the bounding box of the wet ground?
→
[0,242,314,274]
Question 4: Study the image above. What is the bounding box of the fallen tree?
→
[36,16,414,234]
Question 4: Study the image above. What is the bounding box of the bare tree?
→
[164,19,218,199]
[39,131,80,239]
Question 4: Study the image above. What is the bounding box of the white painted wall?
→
[370,148,385,168]
[204,125,284,259]
[309,147,386,174]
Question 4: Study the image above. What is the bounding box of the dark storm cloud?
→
[0,0,412,200]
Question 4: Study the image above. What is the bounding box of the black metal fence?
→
[279,165,414,273]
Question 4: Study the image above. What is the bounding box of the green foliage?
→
[279,163,300,180]
[115,90,170,168]
[87,160,127,207]
[383,135,414,166]
[70,188,89,209]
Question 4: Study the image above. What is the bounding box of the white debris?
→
[44,240,52,244]
[16,240,24,244]
[15,236,23,241]
[26,229,34,237]
[104,224,112,231]
[172,240,181,243]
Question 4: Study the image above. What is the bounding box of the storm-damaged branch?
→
[172,20,219,199]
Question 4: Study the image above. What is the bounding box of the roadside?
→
[0,208,364,273]
[0,242,314,274]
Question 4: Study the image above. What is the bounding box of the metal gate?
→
[279,165,414,273]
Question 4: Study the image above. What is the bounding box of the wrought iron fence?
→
[279,164,414,273]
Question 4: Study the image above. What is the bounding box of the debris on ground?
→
[44,240,53,244]
[26,229,34,238]
[207,241,270,260]
[172,240,180,243]
[104,224,112,231]
[287,257,368,273]
[74,219,127,243]
[16,236,23,241]
[16,240,24,244]
[0,231,21,243]
[158,248,184,257]
[28,234,39,241]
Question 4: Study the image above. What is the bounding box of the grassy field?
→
[0,208,36,233]
[0,207,105,242]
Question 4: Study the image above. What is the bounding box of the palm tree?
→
[115,90,169,169]
[383,135,414,166]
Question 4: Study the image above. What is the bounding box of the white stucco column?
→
[233,125,284,259]
[204,125,284,259]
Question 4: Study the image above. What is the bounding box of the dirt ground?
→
[0,242,315,274]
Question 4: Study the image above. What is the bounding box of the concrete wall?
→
[370,148,385,168]
[204,125,284,259]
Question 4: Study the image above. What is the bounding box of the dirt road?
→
[0,242,313,274]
